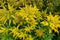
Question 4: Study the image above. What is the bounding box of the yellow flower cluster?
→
[41,13,60,33]
[41,21,48,26]
[0,9,7,24]
[10,27,27,39]
[10,27,34,40]
[25,35,34,40]
[23,26,33,32]
[15,5,41,28]
[0,0,60,40]
[47,13,60,33]
[35,29,45,37]
[0,27,6,33]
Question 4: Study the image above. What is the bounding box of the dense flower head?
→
[47,13,60,33]
[35,29,45,37]
[15,5,41,28]
[10,27,34,40]
[41,13,60,33]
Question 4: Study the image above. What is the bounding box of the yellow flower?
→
[47,13,60,33]
[0,9,7,24]
[10,28,19,37]
[23,26,34,32]
[24,27,31,32]
[49,22,59,33]
[19,32,27,39]
[41,13,60,33]
[8,3,14,12]
[41,21,49,26]
[25,35,34,40]
[11,27,27,39]
[35,29,44,37]
[15,5,41,29]
[42,13,60,33]
[0,27,6,33]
